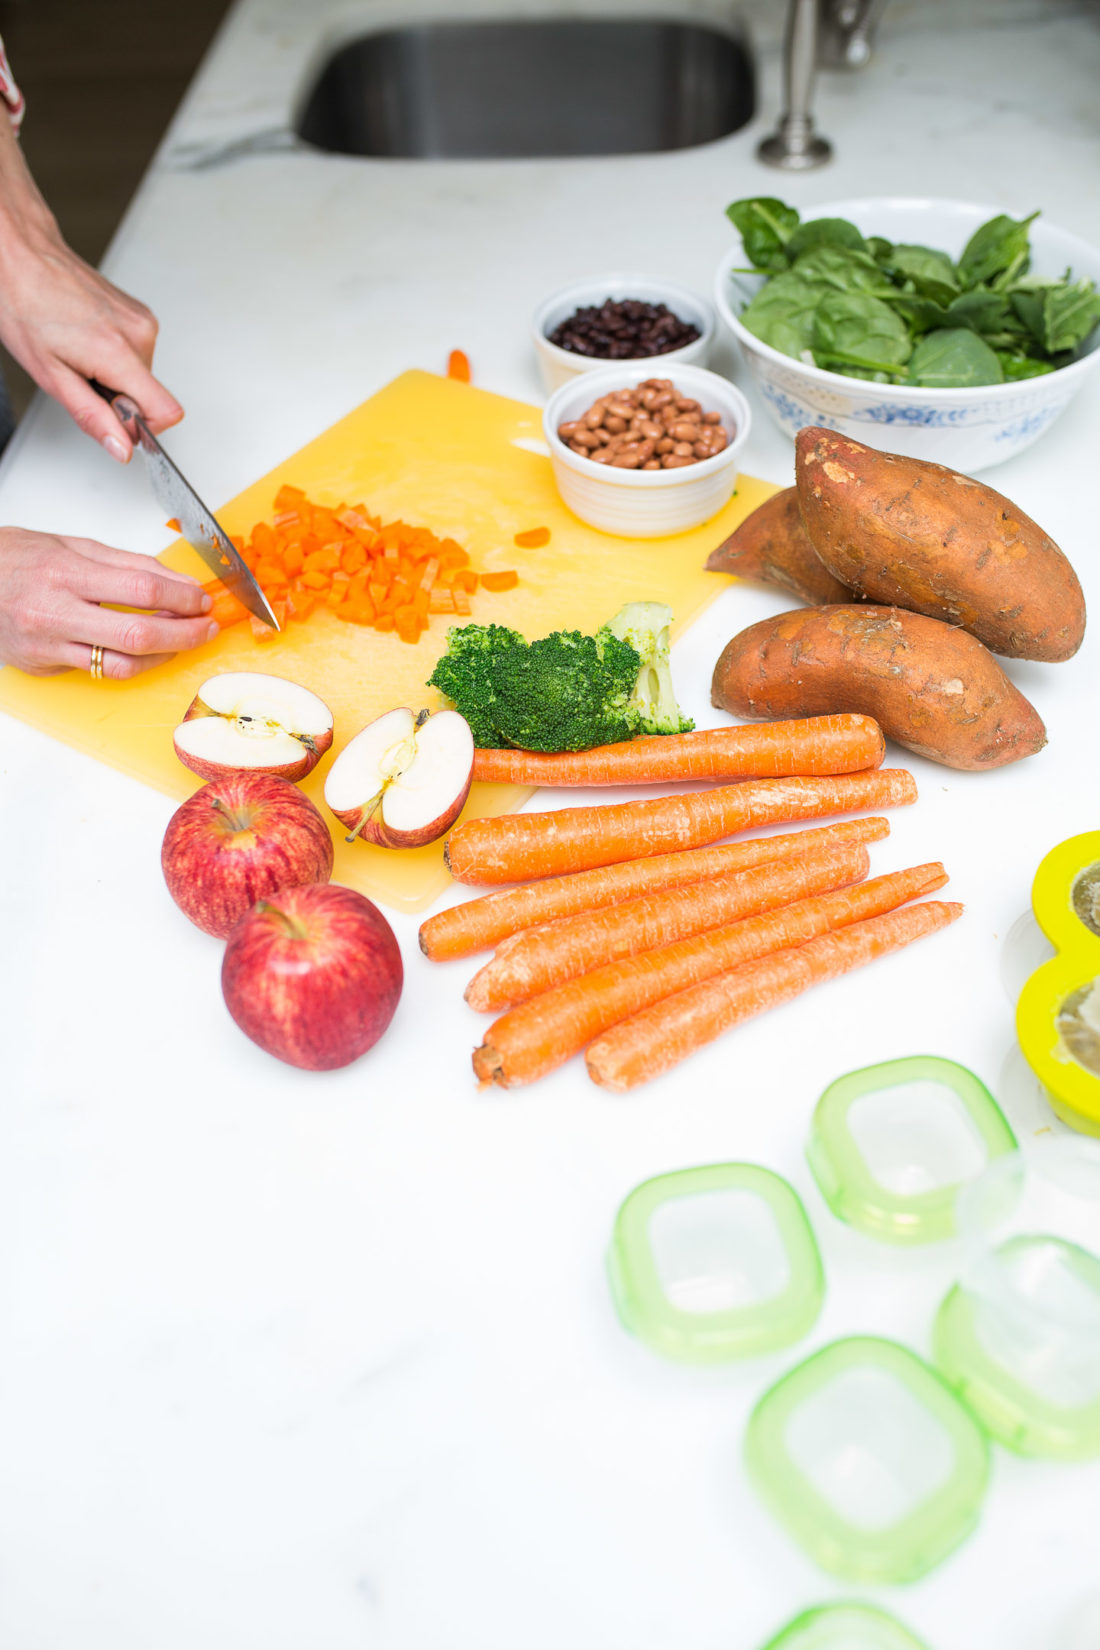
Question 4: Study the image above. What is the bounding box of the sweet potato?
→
[795,428,1085,662]
[706,487,855,605]
[711,605,1047,771]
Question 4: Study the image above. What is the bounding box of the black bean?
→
[548,298,700,360]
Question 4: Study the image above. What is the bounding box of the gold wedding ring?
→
[89,644,104,680]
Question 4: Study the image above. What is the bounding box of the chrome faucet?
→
[757,0,888,170]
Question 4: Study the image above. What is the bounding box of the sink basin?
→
[296,18,755,159]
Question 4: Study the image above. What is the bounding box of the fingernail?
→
[207,622,220,642]
[104,435,129,463]
[201,593,213,613]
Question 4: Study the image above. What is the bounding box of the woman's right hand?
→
[0,526,218,677]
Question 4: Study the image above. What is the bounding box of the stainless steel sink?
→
[295,18,755,159]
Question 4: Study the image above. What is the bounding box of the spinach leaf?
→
[790,244,894,295]
[996,352,1056,381]
[1010,289,1047,346]
[724,196,1097,385]
[785,217,866,258]
[889,295,951,335]
[725,197,800,273]
[957,211,1039,290]
[812,291,913,373]
[739,272,825,357]
[881,244,959,307]
[907,328,1004,387]
[942,288,1012,335]
[1041,278,1100,353]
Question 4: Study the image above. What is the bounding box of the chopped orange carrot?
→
[479,570,518,593]
[195,484,499,646]
[201,580,250,629]
[514,527,550,549]
[447,350,472,382]
[165,517,181,533]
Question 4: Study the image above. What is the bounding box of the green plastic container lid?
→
[745,1336,989,1584]
[607,1162,824,1363]
[806,1055,1017,1245]
[934,1234,1100,1460]
[760,1601,932,1650]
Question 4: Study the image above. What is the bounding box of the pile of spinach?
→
[726,197,1100,388]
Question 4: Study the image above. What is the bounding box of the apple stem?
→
[209,795,248,833]
[344,788,384,845]
[254,900,308,940]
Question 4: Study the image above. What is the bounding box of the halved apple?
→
[174,672,334,784]
[324,707,474,849]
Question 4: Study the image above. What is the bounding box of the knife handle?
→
[90,379,142,426]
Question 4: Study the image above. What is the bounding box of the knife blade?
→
[93,382,280,631]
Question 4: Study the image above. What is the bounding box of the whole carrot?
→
[444,769,918,885]
[470,714,884,788]
[419,816,890,961]
[465,843,871,1012]
[586,900,963,1091]
[474,862,948,1087]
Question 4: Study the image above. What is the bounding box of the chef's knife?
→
[92,381,280,631]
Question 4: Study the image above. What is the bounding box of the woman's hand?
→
[0,527,218,677]
[0,112,182,460]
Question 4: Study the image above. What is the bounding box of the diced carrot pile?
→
[201,484,518,644]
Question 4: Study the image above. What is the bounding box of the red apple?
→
[173,671,334,784]
[324,707,473,848]
[221,883,403,1070]
[161,772,334,938]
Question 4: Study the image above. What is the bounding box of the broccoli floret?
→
[426,623,527,748]
[490,627,641,751]
[427,604,693,751]
[602,601,695,736]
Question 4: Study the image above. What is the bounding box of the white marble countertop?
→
[2,3,1100,1647]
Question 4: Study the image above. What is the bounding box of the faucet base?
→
[757,127,833,170]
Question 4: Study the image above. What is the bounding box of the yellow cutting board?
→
[0,370,777,912]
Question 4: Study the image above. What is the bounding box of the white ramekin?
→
[714,197,1100,472]
[532,273,715,395]
[543,362,751,539]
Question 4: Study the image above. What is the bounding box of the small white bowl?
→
[532,272,715,394]
[714,197,1100,471]
[543,362,750,538]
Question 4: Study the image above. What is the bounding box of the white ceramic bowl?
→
[533,272,715,394]
[543,362,750,538]
[714,197,1100,471]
